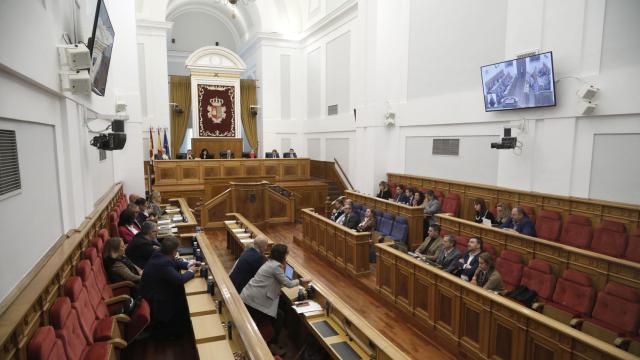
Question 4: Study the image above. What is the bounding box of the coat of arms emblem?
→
[207,97,226,124]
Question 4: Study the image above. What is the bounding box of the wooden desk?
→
[168,198,197,235]
[191,314,226,343]
[344,190,425,249]
[196,340,235,360]
[184,277,208,295]
[301,208,372,276]
[437,213,640,292]
[194,233,272,359]
[224,213,274,259]
[186,293,217,316]
[375,242,636,360]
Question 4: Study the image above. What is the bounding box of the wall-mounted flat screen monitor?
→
[481,51,556,112]
[88,0,115,96]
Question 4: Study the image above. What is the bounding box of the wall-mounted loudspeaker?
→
[577,84,600,100]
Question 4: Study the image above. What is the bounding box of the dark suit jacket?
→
[343,212,360,230]
[126,232,158,269]
[435,247,460,269]
[330,209,344,222]
[140,253,193,323]
[136,212,148,227]
[377,189,392,200]
[500,216,536,237]
[394,193,410,204]
[229,248,266,293]
[447,250,480,279]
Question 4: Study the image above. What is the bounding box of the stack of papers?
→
[224,220,236,225]
[165,208,180,214]
[232,228,246,233]
[237,233,251,239]
[292,300,323,314]
[157,219,171,225]
[172,215,183,222]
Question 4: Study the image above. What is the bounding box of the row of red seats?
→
[29,220,151,360]
[390,182,640,263]
[108,194,129,237]
[495,249,640,354]
[527,209,640,262]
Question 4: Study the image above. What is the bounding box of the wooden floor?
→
[206,223,456,360]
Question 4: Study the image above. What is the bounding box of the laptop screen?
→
[284,264,294,280]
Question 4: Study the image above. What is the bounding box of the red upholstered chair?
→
[591,220,628,258]
[455,235,469,255]
[109,211,119,238]
[90,237,104,256]
[536,269,596,326]
[521,259,556,302]
[83,247,134,298]
[28,326,67,360]
[535,210,563,241]
[441,193,461,217]
[97,229,109,242]
[579,283,640,346]
[559,215,593,249]
[495,250,524,290]
[75,260,150,343]
[483,243,497,257]
[63,277,124,344]
[625,229,640,263]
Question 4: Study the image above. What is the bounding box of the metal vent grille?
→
[0,129,21,198]
[327,104,338,116]
[432,138,460,156]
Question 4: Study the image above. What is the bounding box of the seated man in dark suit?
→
[140,236,197,339]
[126,221,160,269]
[229,236,268,293]
[500,207,536,237]
[283,148,297,158]
[134,198,148,225]
[340,204,360,230]
[447,237,482,282]
[434,235,460,269]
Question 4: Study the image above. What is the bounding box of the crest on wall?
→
[207,97,226,124]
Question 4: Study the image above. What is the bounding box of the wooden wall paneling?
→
[526,320,572,360]
[459,287,491,359]
[394,257,414,314]
[377,248,395,302]
[326,225,336,263]
[413,266,436,326]
[335,231,346,270]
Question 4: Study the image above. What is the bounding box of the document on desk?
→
[232,228,246,233]
[237,233,251,239]
[224,220,236,225]
[165,208,180,214]
[292,300,323,314]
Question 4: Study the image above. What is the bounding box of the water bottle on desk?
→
[297,287,306,301]
[207,276,214,294]
[200,263,208,278]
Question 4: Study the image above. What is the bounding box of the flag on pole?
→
[163,128,171,159]
[149,127,154,159]
[157,128,162,154]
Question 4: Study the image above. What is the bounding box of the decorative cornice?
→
[136,18,174,36]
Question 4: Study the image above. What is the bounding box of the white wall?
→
[0,0,144,302]
[247,0,640,204]
[168,12,237,52]
[590,133,640,204]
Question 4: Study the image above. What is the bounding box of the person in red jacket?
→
[118,209,140,244]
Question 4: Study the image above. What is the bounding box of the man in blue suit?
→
[140,236,197,339]
[229,236,268,293]
[500,207,537,237]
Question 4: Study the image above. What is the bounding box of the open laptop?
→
[284,263,295,280]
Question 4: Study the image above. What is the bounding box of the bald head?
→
[253,236,268,254]
[129,194,140,203]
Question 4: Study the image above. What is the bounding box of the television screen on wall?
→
[88,0,115,96]
[481,51,556,112]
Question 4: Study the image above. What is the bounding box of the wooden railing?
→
[301,208,372,276]
[437,214,640,292]
[169,198,198,235]
[333,158,354,191]
[375,242,637,360]
[388,173,640,234]
[200,182,295,229]
[310,159,348,194]
[0,183,124,360]
[194,233,273,359]
[344,190,425,249]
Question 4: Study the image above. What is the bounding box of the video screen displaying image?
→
[481,51,556,112]
[89,0,115,96]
